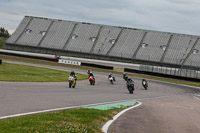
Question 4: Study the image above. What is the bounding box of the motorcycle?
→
[142,80,148,90]
[109,76,115,84]
[68,76,76,88]
[89,76,95,85]
[109,77,114,84]
[126,81,134,94]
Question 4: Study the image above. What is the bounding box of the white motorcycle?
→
[109,76,115,84]
[142,79,148,90]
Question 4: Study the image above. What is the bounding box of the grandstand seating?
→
[136,32,171,62]
[109,29,145,58]
[5,16,200,68]
[184,38,200,66]
[92,26,121,55]
[47,21,75,49]
[29,19,52,46]
[16,17,43,45]
[67,23,100,53]
[39,20,62,48]
[6,16,32,44]
[163,35,195,64]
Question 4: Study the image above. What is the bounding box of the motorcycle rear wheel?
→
[90,80,92,85]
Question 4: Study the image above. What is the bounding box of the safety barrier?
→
[125,67,200,82]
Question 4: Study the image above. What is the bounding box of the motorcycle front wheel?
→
[69,82,72,88]
[129,87,133,94]
[110,80,113,84]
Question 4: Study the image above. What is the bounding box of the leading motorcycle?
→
[68,76,76,88]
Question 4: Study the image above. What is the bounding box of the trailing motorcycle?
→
[68,76,76,88]
[142,79,148,90]
[89,76,95,85]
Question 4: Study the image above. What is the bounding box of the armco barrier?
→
[0,50,58,62]
[0,49,113,70]
[81,62,113,70]
[124,68,200,82]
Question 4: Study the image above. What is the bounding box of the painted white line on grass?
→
[0,99,136,120]
[101,101,142,133]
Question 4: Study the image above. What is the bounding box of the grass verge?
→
[0,108,123,133]
[0,62,88,82]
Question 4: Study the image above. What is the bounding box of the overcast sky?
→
[0,0,200,36]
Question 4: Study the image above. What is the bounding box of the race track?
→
[0,61,200,132]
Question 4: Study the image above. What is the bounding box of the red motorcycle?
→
[89,76,95,85]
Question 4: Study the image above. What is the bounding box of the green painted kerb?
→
[84,100,137,110]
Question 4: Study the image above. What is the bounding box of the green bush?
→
[0,27,10,38]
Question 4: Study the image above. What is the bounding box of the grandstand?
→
[4,16,200,69]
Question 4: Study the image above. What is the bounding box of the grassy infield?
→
[0,63,88,82]
[0,108,121,133]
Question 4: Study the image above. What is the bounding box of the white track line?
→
[137,95,170,101]
[175,105,194,110]
[0,99,136,120]
[101,101,142,133]
[194,96,200,101]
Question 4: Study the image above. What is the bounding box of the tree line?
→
[0,27,10,38]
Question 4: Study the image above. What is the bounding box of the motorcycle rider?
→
[142,79,147,84]
[127,77,134,85]
[108,73,115,81]
[88,71,95,79]
[108,73,112,79]
[142,79,148,88]
[126,77,134,93]
[87,70,91,75]
[70,70,77,80]
[123,72,128,81]
[88,71,95,85]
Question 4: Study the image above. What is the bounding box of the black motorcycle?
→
[127,81,134,94]
[142,79,148,90]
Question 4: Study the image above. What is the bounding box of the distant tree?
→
[0,27,10,38]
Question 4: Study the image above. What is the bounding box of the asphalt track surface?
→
[1,61,200,133]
